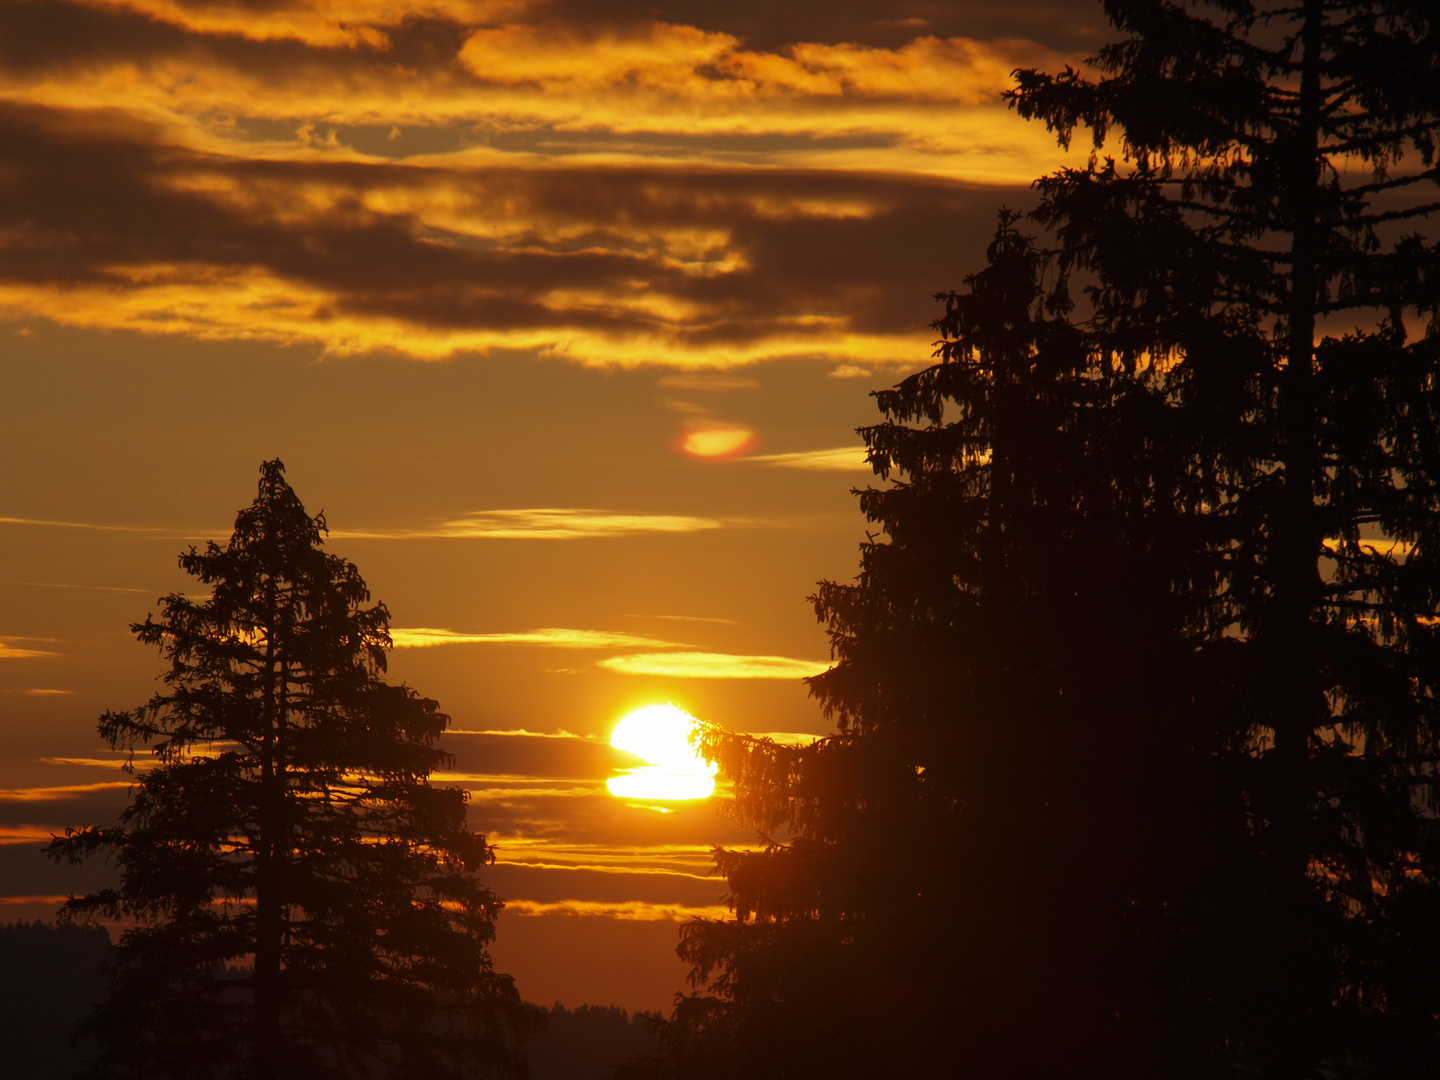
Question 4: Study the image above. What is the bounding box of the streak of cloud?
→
[598,651,833,679]
[444,729,602,739]
[390,627,684,649]
[0,65,1037,365]
[40,757,127,767]
[0,639,60,660]
[0,782,132,801]
[0,516,166,533]
[502,899,731,920]
[744,446,871,470]
[0,827,61,845]
[334,508,734,539]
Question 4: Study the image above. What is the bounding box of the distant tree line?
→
[0,922,656,1080]
[621,2,1440,1078]
[0,922,110,1080]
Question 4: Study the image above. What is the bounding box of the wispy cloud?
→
[0,637,59,660]
[0,516,166,533]
[0,781,132,801]
[0,827,62,845]
[40,757,128,768]
[444,728,602,739]
[390,627,684,649]
[598,651,833,679]
[632,614,740,626]
[9,581,151,594]
[502,899,731,921]
[335,509,733,540]
[744,446,871,470]
[4,688,73,696]
[464,785,600,801]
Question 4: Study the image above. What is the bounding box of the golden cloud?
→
[0,515,166,533]
[744,446,871,470]
[0,4,1084,363]
[0,827,63,845]
[459,22,1059,108]
[597,651,833,679]
[0,639,60,660]
[0,781,133,801]
[502,898,731,920]
[444,728,602,738]
[677,425,760,459]
[390,627,683,648]
[434,509,730,538]
[332,508,736,538]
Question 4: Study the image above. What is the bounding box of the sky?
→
[0,0,1103,1013]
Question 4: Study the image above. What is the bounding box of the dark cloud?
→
[0,100,1028,357]
[0,0,1104,94]
[532,0,1110,52]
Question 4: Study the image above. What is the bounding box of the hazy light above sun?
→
[678,426,759,459]
[606,704,718,801]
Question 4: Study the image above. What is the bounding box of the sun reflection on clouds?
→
[677,425,760,459]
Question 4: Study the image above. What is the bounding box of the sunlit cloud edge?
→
[391,627,685,649]
[743,446,872,471]
[598,651,834,679]
[501,899,732,921]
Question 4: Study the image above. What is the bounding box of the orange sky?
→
[0,0,1099,1011]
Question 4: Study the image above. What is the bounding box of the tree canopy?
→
[625,2,1440,1077]
[49,460,531,1080]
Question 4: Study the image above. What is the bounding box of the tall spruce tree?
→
[624,217,1252,1079]
[625,3,1440,1077]
[1010,1,1440,1072]
[49,460,531,1080]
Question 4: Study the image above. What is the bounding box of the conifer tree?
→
[1010,1,1440,1071]
[626,217,1251,1079]
[627,3,1440,1077]
[49,460,531,1080]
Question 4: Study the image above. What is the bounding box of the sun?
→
[606,703,718,801]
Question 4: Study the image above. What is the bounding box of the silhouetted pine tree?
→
[627,3,1440,1076]
[624,217,1254,1079]
[49,460,533,1080]
[1011,1,1440,1072]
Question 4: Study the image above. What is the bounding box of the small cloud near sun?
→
[599,652,833,679]
[677,425,761,460]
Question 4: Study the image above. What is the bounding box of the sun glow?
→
[605,704,718,801]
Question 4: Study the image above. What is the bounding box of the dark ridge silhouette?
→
[0,921,110,1080]
[524,1003,657,1080]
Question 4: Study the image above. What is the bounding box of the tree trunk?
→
[253,579,282,1078]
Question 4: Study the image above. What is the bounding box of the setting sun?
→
[606,704,718,801]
